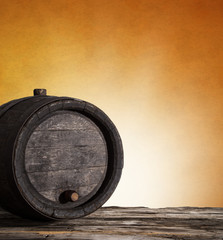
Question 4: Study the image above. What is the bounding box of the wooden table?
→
[0,206,223,239]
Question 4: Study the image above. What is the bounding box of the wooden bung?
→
[64,191,79,202]
[33,88,47,96]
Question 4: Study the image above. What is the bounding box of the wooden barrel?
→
[0,89,123,220]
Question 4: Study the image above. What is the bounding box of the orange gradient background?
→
[0,0,223,207]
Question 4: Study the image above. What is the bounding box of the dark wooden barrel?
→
[0,89,123,220]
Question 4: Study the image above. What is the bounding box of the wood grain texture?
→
[25,111,108,202]
[0,206,222,239]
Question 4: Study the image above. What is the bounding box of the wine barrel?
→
[0,89,123,220]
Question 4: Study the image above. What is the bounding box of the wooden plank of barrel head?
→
[0,89,123,220]
[25,111,108,203]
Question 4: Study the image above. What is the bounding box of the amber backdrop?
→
[0,0,223,207]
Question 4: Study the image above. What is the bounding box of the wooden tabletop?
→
[0,206,223,239]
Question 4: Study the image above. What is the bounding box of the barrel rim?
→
[16,109,109,210]
[13,96,123,219]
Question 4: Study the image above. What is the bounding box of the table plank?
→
[0,207,223,239]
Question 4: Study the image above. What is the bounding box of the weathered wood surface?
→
[0,206,222,239]
[25,111,108,203]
